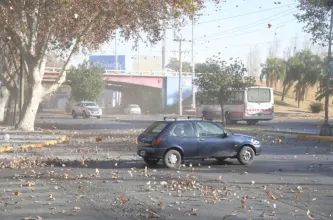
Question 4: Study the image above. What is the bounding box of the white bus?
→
[198,87,274,125]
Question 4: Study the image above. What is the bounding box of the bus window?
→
[247,88,271,103]
[226,91,244,104]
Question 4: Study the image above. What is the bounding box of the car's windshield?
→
[82,103,96,107]
[128,104,139,108]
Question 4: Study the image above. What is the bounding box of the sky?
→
[71,0,318,70]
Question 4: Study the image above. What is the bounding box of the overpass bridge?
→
[43,67,196,113]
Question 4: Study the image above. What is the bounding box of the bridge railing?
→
[44,67,193,77]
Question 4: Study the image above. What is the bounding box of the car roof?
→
[157,117,213,123]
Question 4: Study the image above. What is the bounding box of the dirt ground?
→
[256,80,333,120]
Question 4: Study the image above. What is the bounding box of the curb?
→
[226,127,313,136]
[297,135,333,142]
[0,135,70,153]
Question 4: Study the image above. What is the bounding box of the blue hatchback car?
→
[137,117,261,168]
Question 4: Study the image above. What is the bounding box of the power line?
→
[198,3,296,25]
[196,8,297,40]
[204,18,297,42]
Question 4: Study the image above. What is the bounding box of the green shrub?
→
[309,102,323,113]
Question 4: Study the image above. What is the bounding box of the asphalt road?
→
[0,131,333,219]
[35,114,332,134]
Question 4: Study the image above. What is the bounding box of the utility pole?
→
[115,31,118,72]
[174,38,185,116]
[320,4,333,136]
[191,15,196,112]
[162,28,167,74]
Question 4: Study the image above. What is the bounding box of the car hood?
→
[86,106,99,109]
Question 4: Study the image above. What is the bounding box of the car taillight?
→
[152,137,163,147]
[271,106,274,112]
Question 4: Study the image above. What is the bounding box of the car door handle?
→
[199,138,205,141]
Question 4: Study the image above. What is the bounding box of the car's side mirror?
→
[222,132,228,138]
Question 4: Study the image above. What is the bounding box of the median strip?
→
[0,135,70,153]
[297,135,333,142]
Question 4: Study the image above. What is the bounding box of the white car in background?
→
[124,104,141,115]
[72,101,102,119]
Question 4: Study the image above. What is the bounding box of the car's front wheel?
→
[237,146,255,166]
[83,111,90,118]
[143,157,160,165]
[163,149,182,169]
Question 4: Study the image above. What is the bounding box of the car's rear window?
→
[141,121,168,136]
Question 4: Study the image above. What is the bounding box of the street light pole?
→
[115,31,118,72]
[178,39,183,116]
[320,5,333,136]
[191,15,196,112]
[174,38,184,116]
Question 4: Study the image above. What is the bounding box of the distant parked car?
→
[72,101,102,119]
[124,104,141,115]
[137,116,261,168]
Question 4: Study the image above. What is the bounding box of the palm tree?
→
[291,50,322,108]
[281,56,299,102]
[260,57,286,89]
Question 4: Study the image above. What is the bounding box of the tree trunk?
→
[221,103,225,126]
[3,92,16,125]
[269,76,274,88]
[16,83,44,131]
[281,83,286,102]
[297,90,301,108]
[0,87,10,123]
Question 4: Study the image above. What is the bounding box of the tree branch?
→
[43,13,101,96]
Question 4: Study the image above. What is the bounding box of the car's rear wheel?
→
[216,157,227,163]
[143,157,160,165]
[237,146,255,166]
[164,149,182,169]
[72,111,77,119]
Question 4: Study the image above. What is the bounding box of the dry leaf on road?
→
[73,207,81,212]
[183,212,191,216]
[146,209,159,218]
[13,191,21,196]
[267,191,276,200]
[48,194,55,201]
[95,136,102,142]
[119,194,128,204]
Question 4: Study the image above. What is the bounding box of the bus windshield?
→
[247,88,271,103]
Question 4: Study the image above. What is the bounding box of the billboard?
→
[165,76,193,107]
[89,55,126,71]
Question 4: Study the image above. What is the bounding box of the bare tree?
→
[268,36,281,58]
[246,45,261,79]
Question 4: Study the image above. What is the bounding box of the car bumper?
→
[129,111,141,114]
[137,146,166,159]
[244,114,274,120]
[86,112,102,116]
